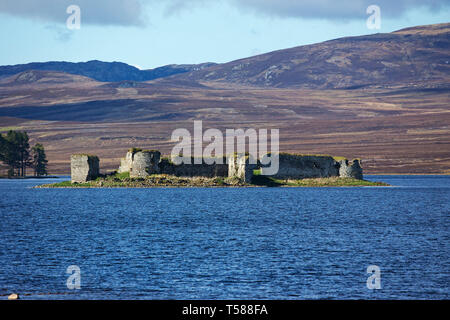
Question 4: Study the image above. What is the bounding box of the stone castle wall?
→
[119,152,228,178]
[338,159,363,180]
[71,154,100,183]
[118,151,134,173]
[159,158,228,178]
[72,149,364,183]
[118,149,161,178]
[116,150,363,181]
[130,150,161,178]
[228,154,257,183]
[264,154,340,180]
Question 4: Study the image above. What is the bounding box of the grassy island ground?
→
[35,172,389,188]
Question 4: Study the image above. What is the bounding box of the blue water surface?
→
[0,175,448,299]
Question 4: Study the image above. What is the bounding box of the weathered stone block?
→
[130,150,161,178]
[266,153,339,179]
[118,150,134,173]
[339,159,363,180]
[71,154,100,183]
[228,153,257,183]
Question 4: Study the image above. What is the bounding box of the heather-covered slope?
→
[176,23,450,89]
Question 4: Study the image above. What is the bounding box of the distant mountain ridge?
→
[177,23,450,89]
[0,60,217,83]
[0,23,448,89]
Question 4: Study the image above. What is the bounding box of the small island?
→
[36,149,388,188]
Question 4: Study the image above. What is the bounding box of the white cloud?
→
[229,0,450,19]
[154,0,450,19]
[0,0,145,26]
[0,0,448,26]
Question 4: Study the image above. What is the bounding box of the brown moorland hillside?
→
[0,23,449,175]
[173,23,450,89]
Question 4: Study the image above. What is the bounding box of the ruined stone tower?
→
[338,159,363,180]
[228,153,257,183]
[70,154,100,183]
[130,150,161,178]
[118,149,161,178]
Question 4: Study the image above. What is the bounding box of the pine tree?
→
[1,131,19,175]
[0,134,6,162]
[0,130,32,177]
[32,143,48,176]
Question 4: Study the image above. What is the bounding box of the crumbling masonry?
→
[70,154,100,183]
[71,149,363,183]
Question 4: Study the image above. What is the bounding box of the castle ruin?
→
[338,159,363,180]
[70,154,100,183]
[228,153,258,183]
[118,149,161,178]
[70,148,363,183]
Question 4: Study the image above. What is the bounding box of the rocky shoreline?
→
[35,173,389,188]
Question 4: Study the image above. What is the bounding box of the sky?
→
[0,0,449,70]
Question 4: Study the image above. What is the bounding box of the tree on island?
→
[0,131,21,176]
[0,130,48,177]
[31,143,48,176]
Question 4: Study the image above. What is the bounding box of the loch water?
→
[0,175,448,299]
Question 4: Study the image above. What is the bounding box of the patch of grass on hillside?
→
[0,126,22,132]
